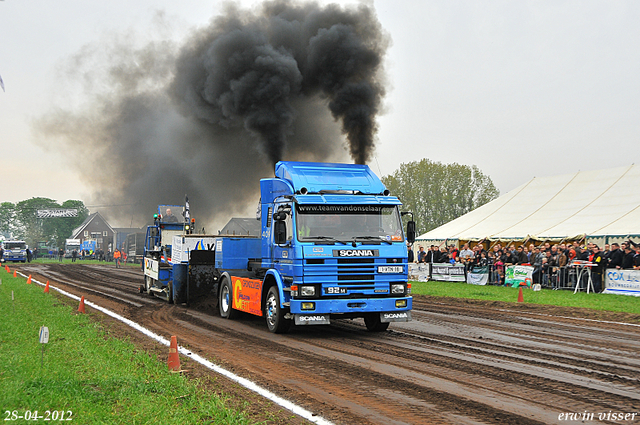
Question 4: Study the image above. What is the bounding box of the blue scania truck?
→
[142,161,415,333]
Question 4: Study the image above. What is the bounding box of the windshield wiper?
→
[352,235,392,245]
[308,236,348,245]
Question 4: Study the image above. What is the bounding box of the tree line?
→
[382,159,499,236]
[0,159,497,248]
[0,198,89,249]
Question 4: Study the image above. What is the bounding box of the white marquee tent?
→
[417,164,640,246]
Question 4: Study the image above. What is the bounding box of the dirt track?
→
[18,263,640,424]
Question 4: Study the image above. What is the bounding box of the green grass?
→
[0,273,259,424]
[411,280,640,316]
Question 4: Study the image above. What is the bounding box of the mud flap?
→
[294,314,330,325]
[380,311,412,323]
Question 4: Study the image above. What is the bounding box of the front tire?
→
[167,281,173,304]
[219,277,237,319]
[264,286,291,334]
[364,313,390,332]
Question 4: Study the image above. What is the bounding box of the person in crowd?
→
[477,251,489,267]
[505,246,518,266]
[433,245,443,263]
[633,244,640,270]
[459,243,474,271]
[0,245,4,263]
[607,243,624,269]
[72,249,78,262]
[540,255,550,287]
[449,245,459,262]
[416,246,426,263]
[531,246,544,284]
[528,244,535,262]
[459,243,474,260]
[423,245,434,263]
[32,247,38,260]
[622,244,635,269]
[602,243,611,260]
[591,245,604,293]
[544,242,551,254]
[58,248,64,262]
[439,247,449,263]
[26,248,32,262]
[407,245,414,263]
[472,245,483,264]
[577,243,589,261]
[515,245,527,264]
[547,246,561,287]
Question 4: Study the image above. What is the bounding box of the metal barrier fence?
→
[484,262,601,291]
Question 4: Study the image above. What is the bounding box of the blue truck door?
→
[272,202,294,278]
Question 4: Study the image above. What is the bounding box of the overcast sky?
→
[1,0,639,226]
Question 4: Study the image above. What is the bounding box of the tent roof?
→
[418,164,640,241]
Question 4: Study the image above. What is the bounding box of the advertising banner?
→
[431,263,466,282]
[408,263,430,282]
[37,209,78,218]
[603,269,640,296]
[467,266,489,286]
[505,265,534,287]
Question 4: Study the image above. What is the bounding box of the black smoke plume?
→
[34,1,388,229]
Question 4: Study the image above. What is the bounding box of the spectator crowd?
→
[410,240,640,293]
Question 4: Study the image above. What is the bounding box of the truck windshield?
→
[5,242,26,250]
[296,205,404,243]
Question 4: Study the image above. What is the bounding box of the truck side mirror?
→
[274,221,287,245]
[406,221,416,244]
[273,211,287,221]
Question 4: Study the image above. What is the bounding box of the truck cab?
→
[238,161,415,332]
[2,240,28,263]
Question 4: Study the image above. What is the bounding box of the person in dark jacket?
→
[607,243,624,269]
[407,245,414,263]
[622,245,635,269]
[591,245,605,293]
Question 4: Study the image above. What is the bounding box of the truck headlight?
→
[391,283,405,295]
[300,285,316,296]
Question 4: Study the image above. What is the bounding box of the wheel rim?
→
[266,292,277,327]
[221,284,230,313]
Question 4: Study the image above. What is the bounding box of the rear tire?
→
[219,277,237,319]
[364,314,390,332]
[264,286,291,334]
[167,281,174,304]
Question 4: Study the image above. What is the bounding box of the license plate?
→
[377,266,404,273]
[324,287,348,294]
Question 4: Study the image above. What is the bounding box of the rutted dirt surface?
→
[18,263,640,424]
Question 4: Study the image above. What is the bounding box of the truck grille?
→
[303,257,405,286]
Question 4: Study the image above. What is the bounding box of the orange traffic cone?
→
[13,270,16,278]
[78,296,86,313]
[44,281,50,293]
[517,287,524,303]
[27,275,32,284]
[168,335,181,372]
